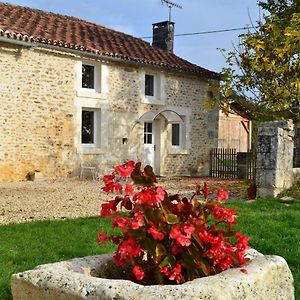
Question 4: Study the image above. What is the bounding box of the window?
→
[145,74,154,96]
[142,72,164,105]
[171,120,186,149]
[82,110,95,144]
[82,64,95,89]
[81,108,100,147]
[144,122,153,144]
[172,123,180,146]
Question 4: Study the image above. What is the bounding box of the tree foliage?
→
[220,0,300,122]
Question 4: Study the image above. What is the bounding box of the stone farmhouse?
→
[0,2,221,181]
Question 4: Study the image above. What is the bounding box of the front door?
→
[144,122,155,168]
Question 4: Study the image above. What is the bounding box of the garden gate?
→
[210,148,255,180]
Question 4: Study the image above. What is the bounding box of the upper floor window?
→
[142,72,165,105]
[76,61,106,98]
[82,64,95,89]
[145,74,154,96]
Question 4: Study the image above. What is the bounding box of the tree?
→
[220,0,300,122]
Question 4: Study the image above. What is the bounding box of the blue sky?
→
[8,0,261,72]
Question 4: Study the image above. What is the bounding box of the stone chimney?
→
[152,21,175,52]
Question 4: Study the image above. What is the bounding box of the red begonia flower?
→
[114,237,142,267]
[102,182,122,194]
[133,265,145,281]
[97,230,107,243]
[168,263,183,283]
[131,212,144,230]
[114,161,135,178]
[113,216,130,232]
[100,200,117,217]
[102,174,115,184]
[213,205,237,224]
[216,188,229,202]
[125,183,134,195]
[147,225,165,240]
[182,224,195,238]
[170,225,191,246]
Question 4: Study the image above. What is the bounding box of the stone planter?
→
[11,250,294,300]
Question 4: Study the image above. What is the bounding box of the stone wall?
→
[0,41,218,181]
[0,43,76,181]
[256,120,295,197]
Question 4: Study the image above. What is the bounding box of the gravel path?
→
[0,177,244,225]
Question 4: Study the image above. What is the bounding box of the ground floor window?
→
[144,122,153,144]
[171,119,186,149]
[81,108,100,147]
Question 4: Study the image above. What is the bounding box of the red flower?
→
[114,161,135,178]
[182,224,195,238]
[133,187,165,206]
[113,216,130,232]
[131,212,144,230]
[213,205,236,224]
[147,225,165,240]
[155,186,166,203]
[102,182,122,194]
[133,265,145,281]
[216,188,229,202]
[102,174,115,184]
[125,183,134,195]
[198,228,214,244]
[114,237,142,267]
[168,263,183,283]
[159,265,171,276]
[170,225,191,246]
[236,232,250,250]
[97,230,107,243]
[240,268,248,274]
[100,200,117,217]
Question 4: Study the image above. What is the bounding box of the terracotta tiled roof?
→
[0,2,219,78]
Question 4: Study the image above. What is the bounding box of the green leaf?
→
[159,255,176,268]
[155,243,167,257]
[165,213,180,224]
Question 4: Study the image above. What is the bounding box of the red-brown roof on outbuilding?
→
[0,2,219,78]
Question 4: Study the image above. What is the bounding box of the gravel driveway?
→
[0,177,244,225]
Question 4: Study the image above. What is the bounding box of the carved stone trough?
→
[11,250,294,300]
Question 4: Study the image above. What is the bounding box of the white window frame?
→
[171,119,186,149]
[76,61,108,99]
[81,108,101,148]
[141,71,165,105]
[81,64,96,90]
[166,107,191,155]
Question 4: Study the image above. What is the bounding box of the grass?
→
[0,183,299,299]
[226,188,300,299]
[0,217,117,299]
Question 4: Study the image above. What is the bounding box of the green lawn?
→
[227,197,300,298]
[0,217,117,299]
[0,185,299,299]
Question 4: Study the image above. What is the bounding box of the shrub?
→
[98,161,250,284]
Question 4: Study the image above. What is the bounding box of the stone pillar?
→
[256,120,294,197]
